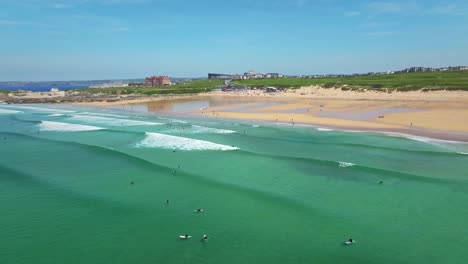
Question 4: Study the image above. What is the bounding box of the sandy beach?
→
[79,87,468,142]
[6,86,467,141]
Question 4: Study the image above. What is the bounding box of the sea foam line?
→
[317,127,334,132]
[135,132,238,151]
[191,125,236,134]
[79,112,129,118]
[38,121,105,132]
[157,117,189,124]
[0,108,22,114]
[339,161,355,168]
[3,105,75,113]
[68,114,163,127]
[382,132,468,145]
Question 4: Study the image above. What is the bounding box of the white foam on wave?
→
[48,113,64,117]
[68,114,163,127]
[136,132,239,151]
[339,161,355,168]
[458,152,468,155]
[191,125,236,134]
[38,121,105,132]
[317,127,334,132]
[158,117,188,124]
[383,132,467,145]
[4,105,75,113]
[0,108,22,114]
[79,112,128,118]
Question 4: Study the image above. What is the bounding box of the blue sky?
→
[0,0,467,81]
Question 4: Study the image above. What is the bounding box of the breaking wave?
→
[339,161,355,168]
[317,127,334,132]
[78,112,129,118]
[383,132,467,145]
[135,132,238,151]
[0,108,22,114]
[157,117,188,124]
[191,125,236,134]
[5,105,75,113]
[38,121,105,132]
[68,114,163,127]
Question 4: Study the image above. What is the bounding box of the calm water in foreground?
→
[1,104,468,264]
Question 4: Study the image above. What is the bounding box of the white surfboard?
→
[179,235,191,239]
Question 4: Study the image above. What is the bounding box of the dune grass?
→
[81,79,224,95]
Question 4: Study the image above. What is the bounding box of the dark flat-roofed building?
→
[208,73,239,80]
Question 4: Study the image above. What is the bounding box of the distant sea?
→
[0,79,138,92]
[0,82,97,91]
[0,78,202,92]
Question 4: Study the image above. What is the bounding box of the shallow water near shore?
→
[1,104,468,264]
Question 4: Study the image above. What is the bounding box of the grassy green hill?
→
[2,71,467,96]
[89,71,468,95]
[81,79,224,95]
[233,71,468,91]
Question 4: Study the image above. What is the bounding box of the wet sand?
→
[81,89,468,142]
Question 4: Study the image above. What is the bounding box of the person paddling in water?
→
[195,208,204,213]
[202,234,208,241]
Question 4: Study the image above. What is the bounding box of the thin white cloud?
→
[93,0,152,4]
[296,0,307,7]
[0,20,23,25]
[368,2,402,13]
[345,11,361,17]
[108,26,129,32]
[366,1,420,15]
[7,0,151,8]
[431,4,468,15]
[46,30,67,35]
[364,31,400,37]
[50,3,72,9]
[365,1,468,16]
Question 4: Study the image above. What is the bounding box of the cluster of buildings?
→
[129,75,172,87]
[394,66,468,74]
[208,66,468,81]
[295,65,468,79]
[208,70,283,80]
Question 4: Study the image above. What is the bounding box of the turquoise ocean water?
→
[1,104,468,264]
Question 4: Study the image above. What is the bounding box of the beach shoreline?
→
[3,88,468,142]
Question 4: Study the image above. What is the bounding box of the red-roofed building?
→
[145,76,172,86]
